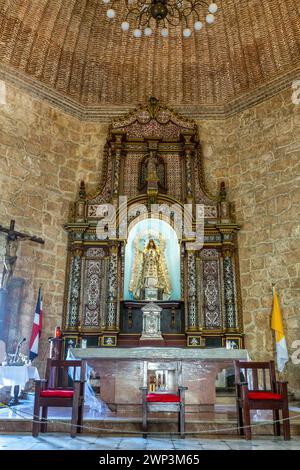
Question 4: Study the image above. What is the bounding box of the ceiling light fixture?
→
[104,0,218,38]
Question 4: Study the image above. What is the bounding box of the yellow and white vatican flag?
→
[271,287,288,372]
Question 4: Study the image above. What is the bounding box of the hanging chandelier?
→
[103,0,218,38]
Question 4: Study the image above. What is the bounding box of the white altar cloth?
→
[0,365,40,395]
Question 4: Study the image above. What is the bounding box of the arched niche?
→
[124,218,180,301]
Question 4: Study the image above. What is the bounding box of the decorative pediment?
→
[68,98,238,226]
[111,97,195,140]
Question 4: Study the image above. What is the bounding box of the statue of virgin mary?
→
[129,238,171,301]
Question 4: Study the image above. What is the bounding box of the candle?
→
[55,326,62,338]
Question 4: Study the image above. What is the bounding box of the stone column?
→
[187,250,198,331]
[222,248,237,329]
[106,245,119,330]
[67,248,83,328]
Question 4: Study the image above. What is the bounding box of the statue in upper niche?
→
[146,153,159,182]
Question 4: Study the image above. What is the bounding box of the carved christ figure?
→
[1,236,18,290]
[129,239,171,301]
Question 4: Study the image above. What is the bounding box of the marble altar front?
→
[72,347,249,409]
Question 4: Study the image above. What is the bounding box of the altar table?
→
[72,347,249,408]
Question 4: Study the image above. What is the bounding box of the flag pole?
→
[29,287,43,363]
[271,282,276,368]
[271,282,288,373]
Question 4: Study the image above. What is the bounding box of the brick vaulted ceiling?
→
[0,0,300,109]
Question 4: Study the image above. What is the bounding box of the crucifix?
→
[0,220,45,291]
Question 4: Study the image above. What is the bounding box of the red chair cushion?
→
[146,393,180,403]
[248,391,282,400]
[40,389,74,398]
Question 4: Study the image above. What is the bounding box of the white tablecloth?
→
[0,365,40,395]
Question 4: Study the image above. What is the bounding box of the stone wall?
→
[198,88,300,395]
[0,81,299,394]
[227,89,300,395]
[0,82,108,366]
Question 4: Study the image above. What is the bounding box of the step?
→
[1,415,299,437]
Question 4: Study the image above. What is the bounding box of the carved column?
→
[186,249,198,331]
[106,245,119,330]
[218,181,231,224]
[182,131,195,203]
[185,149,193,202]
[111,131,125,201]
[75,181,86,222]
[146,140,160,205]
[222,247,237,329]
[180,243,185,301]
[67,248,83,328]
[120,243,125,300]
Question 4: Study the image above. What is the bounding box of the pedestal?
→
[140,302,164,342]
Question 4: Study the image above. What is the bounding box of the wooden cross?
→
[0,219,45,244]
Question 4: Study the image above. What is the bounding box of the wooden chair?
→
[140,386,188,438]
[32,359,86,438]
[234,360,290,440]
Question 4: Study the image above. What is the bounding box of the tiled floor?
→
[1,397,299,449]
[0,433,299,450]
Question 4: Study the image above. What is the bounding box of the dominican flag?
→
[29,288,43,361]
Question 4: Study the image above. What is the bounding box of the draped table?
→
[0,365,40,403]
